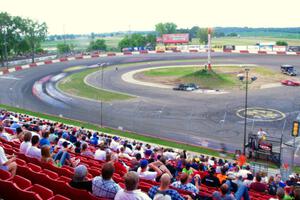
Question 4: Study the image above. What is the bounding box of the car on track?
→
[281,79,300,86]
[173,83,199,91]
[281,65,297,76]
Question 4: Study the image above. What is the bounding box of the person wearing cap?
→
[92,162,121,199]
[171,173,200,194]
[137,159,163,181]
[110,136,119,151]
[115,171,151,200]
[70,165,92,192]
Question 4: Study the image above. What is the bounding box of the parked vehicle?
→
[281,65,297,76]
[173,83,199,91]
[281,79,300,86]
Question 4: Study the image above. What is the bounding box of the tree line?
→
[0,12,47,66]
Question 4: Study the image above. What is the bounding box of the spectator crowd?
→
[0,109,300,200]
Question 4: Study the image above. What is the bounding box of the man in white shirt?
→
[118,147,133,160]
[26,135,41,159]
[0,146,17,176]
[19,131,32,154]
[94,144,106,161]
[110,137,119,151]
[137,160,162,181]
[257,128,267,140]
[115,171,151,200]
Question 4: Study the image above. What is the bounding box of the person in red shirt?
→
[250,174,268,193]
[109,153,127,177]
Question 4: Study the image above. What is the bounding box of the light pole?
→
[98,63,106,127]
[238,68,257,155]
[207,27,212,71]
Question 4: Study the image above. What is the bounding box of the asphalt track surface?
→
[1,52,300,164]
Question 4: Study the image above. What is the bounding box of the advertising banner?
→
[162,34,189,44]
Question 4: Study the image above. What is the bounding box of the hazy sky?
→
[1,0,299,34]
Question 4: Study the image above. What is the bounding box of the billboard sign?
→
[162,34,189,44]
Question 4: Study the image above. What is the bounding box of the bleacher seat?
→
[0,169,12,180]
[26,184,54,200]
[48,194,71,200]
[9,175,32,189]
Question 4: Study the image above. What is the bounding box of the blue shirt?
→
[148,186,184,200]
[39,138,50,147]
[171,181,199,194]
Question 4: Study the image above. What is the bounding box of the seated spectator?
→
[70,165,92,192]
[130,153,142,172]
[26,135,42,159]
[171,172,200,194]
[109,154,128,177]
[276,187,292,200]
[243,173,254,187]
[54,141,79,167]
[225,173,238,194]
[148,173,186,200]
[250,174,268,193]
[19,131,32,154]
[41,146,55,164]
[0,146,17,176]
[115,171,151,200]
[202,168,221,187]
[137,159,163,181]
[118,146,132,160]
[13,127,24,142]
[94,144,106,161]
[81,143,93,157]
[217,167,228,184]
[0,125,12,141]
[212,184,236,200]
[39,131,50,147]
[92,162,121,199]
[74,141,81,154]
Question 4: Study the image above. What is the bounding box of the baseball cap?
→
[62,132,68,139]
[140,159,148,168]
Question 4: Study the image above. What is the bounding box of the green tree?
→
[118,35,131,51]
[87,39,107,51]
[276,40,288,46]
[131,34,147,47]
[164,22,177,34]
[146,34,156,46]
[23,19,47,63]
[155,23,166,37]
[155,22,177,36]
[227,32,238,37]
[56,43,71,54]
[197,28,211,44]
[189,26,200,38]
[0,12,13,67]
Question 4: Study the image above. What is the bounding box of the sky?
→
[1,0,299,34]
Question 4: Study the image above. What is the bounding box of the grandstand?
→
[0,109,299,200]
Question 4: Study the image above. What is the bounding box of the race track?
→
[1,52,300,162]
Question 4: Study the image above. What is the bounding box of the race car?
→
[281,79,300,86]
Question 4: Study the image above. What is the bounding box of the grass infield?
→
[58,68,133,102]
